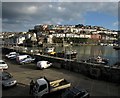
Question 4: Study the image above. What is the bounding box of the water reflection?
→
[26,45,119,65]
[55,45,119,65]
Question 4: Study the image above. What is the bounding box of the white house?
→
[16,36,25,45]
[47,35,53,43]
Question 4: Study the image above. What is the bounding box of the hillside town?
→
[1,24,119,47]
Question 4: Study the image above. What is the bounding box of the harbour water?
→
[54,45,120,65]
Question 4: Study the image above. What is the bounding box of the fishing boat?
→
[43,36,77,60]
[113,62,120,68]
[56,50,77,59]
[82,56,109,65]
[44,47,56,55]
[113,46,120,50]
[43,46,77,59]
[56,37,77,60]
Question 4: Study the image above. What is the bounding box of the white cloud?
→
[60,0,119,2]
[113,21,119,26]
[2,18,9,22]
[17,5,38,15]
[2,0,120,2]
[0,18,1,32]
[2,2,118,31]
[27,6,37,13]
[49,4,53,8]
[57,6,65,11]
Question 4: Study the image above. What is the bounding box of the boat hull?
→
[113,46,120,50]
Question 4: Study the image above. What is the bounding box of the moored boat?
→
[56,50,77,59]
[43,36,77,60]
[44,47,55,54]
[82,56,109,65]
[113,46,120,50]
[43,47,77,60]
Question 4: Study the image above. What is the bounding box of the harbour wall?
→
[2,47,120,83]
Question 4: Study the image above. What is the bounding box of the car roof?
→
[17,55,29,57]
[0,60,4,62]
[10,52,16,54]
[38,61,48,62]
[64,86,87,96]
[37,78,48,85]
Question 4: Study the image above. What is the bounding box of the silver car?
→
[5,52,19,59]
[19,56,35,65]
[1,71,17,88]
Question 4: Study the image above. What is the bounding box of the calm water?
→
[55,45,120,65]
[26,45,119,65]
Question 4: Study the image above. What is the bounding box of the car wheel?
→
[36,67,40,70]
[13,83,17,87]
[41,67,44,70]
[22,62,25,65]
[2,84,5,89]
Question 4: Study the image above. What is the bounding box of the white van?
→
[37,61,52,69]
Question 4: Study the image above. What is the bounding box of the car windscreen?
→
[62,91,74,98]
[10,52,16,55]
[21,58,27,61]
[47,62,50,64]
[2,72,12,80]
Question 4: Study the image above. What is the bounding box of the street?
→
[2,54,120,97]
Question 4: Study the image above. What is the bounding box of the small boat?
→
[44,47,55,54]
[82,56,109,65]
[113,62,120,68]
[56,50,77,59]
[43,47,77,59]
[113,46,120,50]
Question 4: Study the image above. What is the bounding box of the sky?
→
[1,1,119,32]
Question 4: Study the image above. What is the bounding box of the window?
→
[47,62,50,64]
[77,91,85,98]
[22,58,27,61]
[27,56,30,58]
[0,62,5,64]
[38,84,47,92]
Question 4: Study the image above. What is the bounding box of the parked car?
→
[0,60,8,70]
[37,61,52,69]
[62,86,89,98]
[5,52,19,59]
[1,71,17,88]
[16,55,35,65]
